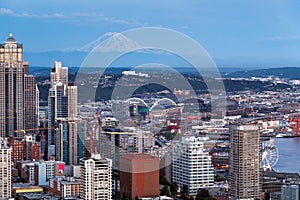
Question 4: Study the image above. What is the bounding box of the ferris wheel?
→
[261,139,279,170]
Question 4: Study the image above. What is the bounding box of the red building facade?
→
[120,154,160,199]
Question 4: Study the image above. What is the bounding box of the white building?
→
[50,61,68,86]
[34,160,65,186]
[0,138,12,198]
[172,136,214,196]
[80,154,112,200]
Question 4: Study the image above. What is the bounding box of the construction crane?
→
[14,127,53,138]
[88,107,102,154]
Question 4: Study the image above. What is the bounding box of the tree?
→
[196,189,210,200]
[161,185,172,197]
[215,175,226,182]
[170,182,177,195]
[160,176,170,186]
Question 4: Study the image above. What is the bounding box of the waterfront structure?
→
[0,138,12,198]
[229,124,261,200]
[172,136,214,196]
[0,34,25,138]
[120,153,160,199]
[80,154,112,200]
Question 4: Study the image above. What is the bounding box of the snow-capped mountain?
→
[66,32,142,52]
[26,32,172,66]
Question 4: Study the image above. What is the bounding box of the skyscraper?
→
[0,34,25,138]
[80,154,112,200]
[50,61,68,86]
[172,136,214,196]
[24,74,39,133]
[56,118,84,165]
[48,62,83,161]
[67,83,78,118]
[48,83,68,157]
[229,124,261,200]
[0,138,12,198]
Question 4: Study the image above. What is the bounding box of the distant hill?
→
[224,67,300,79]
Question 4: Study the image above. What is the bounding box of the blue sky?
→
[1,0,300,67]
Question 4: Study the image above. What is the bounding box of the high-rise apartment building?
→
[56,118,84,165]
[229,124,261,200]
[172,136,214,196]
[0,138,12,198]
[0,34,25,138]
[80,154,112,200]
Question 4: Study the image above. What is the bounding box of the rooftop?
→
[121,153,159,161]
[5,33,17,43]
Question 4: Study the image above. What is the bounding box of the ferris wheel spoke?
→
[261,141,279,170]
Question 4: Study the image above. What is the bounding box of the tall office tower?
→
[229,124,261,200]
[56,118,84,165]
[48,83,68,157]
[50,61,68,86]
[120,154,160,200]
[0,138,12,198]
[99,129,138,191]
[24,74,39,133]
[67,83,78,118]
[172,136,214,196]
[0,34,24,138]
[80,154,112,200]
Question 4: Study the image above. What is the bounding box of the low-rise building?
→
[48,177,80,198]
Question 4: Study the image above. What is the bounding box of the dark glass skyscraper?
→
[56,118,84,165]
[48,83,68,157]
